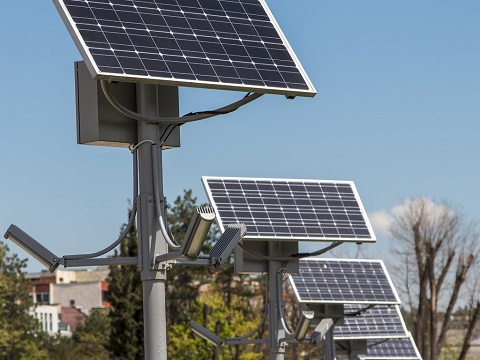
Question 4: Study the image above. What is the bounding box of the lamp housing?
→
[310,318,334,344]
[181,207,216,260]
[209,223,246,270]
[4,225,60,273]
[294,311,315,341]
[190,321,223,347]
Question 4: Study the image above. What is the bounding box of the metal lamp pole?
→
[136,83,169,360]
[268,241,286,360]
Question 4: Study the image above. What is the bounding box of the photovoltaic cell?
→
[289,258,400,305]
[334,305,408,340]
[365,333,421,360]
[53,0,316,97]
[202,177,376,243]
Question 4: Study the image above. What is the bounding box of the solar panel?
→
[365,333,421,360]
[334,305,408,340]
[54,0,316,97]
[202,177,376,243]
[289,258,400,305]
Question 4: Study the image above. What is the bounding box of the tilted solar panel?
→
[365,333,421,360]
[202,177,376,243]
[289,258,400,305]
[54,0,316,97]
[334,305,408,340]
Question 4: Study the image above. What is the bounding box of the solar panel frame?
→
[53,0,316,97]
[289,258,401,305]
[365,332,422,360]
[334,305,408,340]
[202,176,376,243]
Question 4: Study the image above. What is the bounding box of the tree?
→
[0,241,50,360]
[108,214,144,360]
[389,197,480,360]
[73,309,111,359]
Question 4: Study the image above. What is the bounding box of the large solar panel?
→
[334,305,408,340]
[289,258,400,305]
[202,177,376,243]
[365,333,422,360]
[54,0,316,97]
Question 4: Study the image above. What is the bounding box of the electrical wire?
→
[151,141,181,250]
[294,242,342,258]
[343,304,376,317]
[100,80,263,124]
[367,338,389,348]
[237,241,342,261]
[228,274,269,340]
[158,124,174,142]
[237,243,297,261]
[63,147,139,260]
[277,271,294,335]
[158,124,180,146]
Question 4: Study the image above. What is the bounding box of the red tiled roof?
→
[60,307,85,333]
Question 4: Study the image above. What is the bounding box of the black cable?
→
[343,304,376,317]
[163,124,180,142]
[238,241,342,261]
[367,338,390,348]
[183,92,254,117]
[100,80,263,124]
[159,124,173,142]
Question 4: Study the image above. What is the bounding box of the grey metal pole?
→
[322,326,336,360]
[136,83,168,360]
[268,241,286,360]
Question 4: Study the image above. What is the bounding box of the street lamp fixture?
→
[181,207,216,260]
[190,321,223,347]
[4,224,60,273]
[294,311,315,341]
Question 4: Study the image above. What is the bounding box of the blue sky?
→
[1,1,479,272]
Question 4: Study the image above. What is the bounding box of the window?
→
[36,293,49,304]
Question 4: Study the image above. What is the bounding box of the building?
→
[32,304,86,337]
[27,267,110,336]
[27,267,110,312]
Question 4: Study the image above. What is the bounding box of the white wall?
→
[50,282,102,313]
[33,305,59,335]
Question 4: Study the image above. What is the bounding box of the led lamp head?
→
[4,225,60,273]
[181,207,216,261]
[190,321,223,347]
[294,311,315,341]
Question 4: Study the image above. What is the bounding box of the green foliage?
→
[0,241,50,359]
[44,335,77,360]
[168,323,210,360]
[73,309,111,359]
[194,274,266,360]
[108,215,144,360]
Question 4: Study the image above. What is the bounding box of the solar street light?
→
[190,322,223,347]
[4,225,60,273]
[181,207,216,261]
[293,311,315,341]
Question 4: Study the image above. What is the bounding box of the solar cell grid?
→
[203,177,376,242]
[289,259,400,305]
[366,333,421,360]
[334,305,408,340]
[54,0,316,96]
